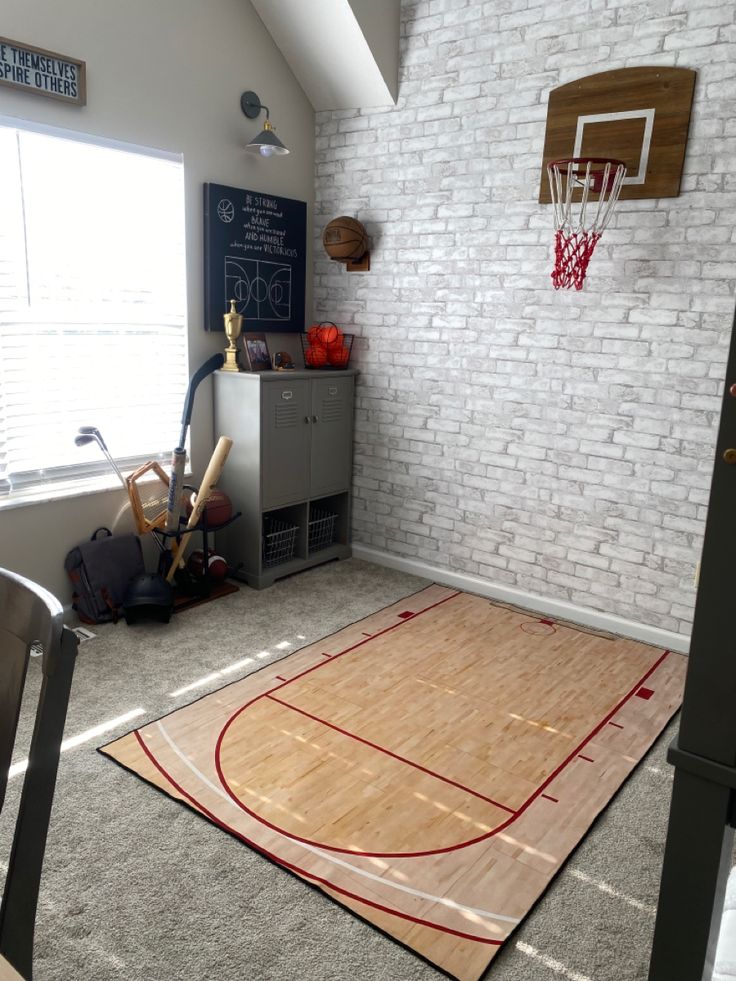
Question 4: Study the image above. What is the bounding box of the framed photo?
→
[238,332,271,372]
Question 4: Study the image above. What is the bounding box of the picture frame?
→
[238,332,271,372]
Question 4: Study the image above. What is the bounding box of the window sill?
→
[0,469,190,513]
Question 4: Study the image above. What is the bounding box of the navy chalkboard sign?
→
[203,183,306,332]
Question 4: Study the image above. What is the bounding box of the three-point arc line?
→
[130,593,672,935]
[212,606,672,859]
[133,728,504,946]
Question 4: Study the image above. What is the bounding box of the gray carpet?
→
[2,558,683,981]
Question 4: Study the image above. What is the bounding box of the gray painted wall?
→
[314,0,736,641]
[0,0,315,599]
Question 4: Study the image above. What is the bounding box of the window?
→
[0,118,188,501]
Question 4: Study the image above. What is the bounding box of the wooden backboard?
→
[539,66,696,202]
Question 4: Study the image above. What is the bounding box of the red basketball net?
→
[552,229,602,291]
[547,158,626,291]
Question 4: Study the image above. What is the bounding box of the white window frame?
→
[0,115,189,509]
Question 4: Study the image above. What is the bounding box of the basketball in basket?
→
[322,217,368,261]
[546,157,626,291]
[301,323,353,369]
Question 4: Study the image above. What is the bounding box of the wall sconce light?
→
[240,90,289,157]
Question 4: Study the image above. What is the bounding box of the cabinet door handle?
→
[312,415,318,423]
[304,416,311,424]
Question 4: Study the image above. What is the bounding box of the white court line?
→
[156,720,521,927]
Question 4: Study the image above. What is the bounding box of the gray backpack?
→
[64,527,145,624]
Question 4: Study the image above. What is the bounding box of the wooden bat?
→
[166,436,233,583]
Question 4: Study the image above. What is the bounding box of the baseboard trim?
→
[352,544,691,655]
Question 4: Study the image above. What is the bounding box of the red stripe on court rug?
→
[267,693,516,813]
[211,630,672,859]
[133,731,503,946]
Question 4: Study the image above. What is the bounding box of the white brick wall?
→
[314,0,736,638]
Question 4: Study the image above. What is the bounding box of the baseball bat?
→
[165,447,187,539]
[166,435,233,583]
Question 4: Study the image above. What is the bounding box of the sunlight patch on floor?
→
[569,868,656,915]
[516,941,593,980]
[9,707,146,779]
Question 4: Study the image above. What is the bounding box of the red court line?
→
[267,693,516,813]
[133,731,502,946]
[264,590,462,696]
[212,636,673,859]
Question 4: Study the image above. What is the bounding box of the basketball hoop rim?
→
[547,157,627,173]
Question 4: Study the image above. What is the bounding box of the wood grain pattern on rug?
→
[101,585,686,981]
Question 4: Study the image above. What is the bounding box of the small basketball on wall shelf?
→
[301,322,353,370]
[322,216,370,271]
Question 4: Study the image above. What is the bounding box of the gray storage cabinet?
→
[213,369,356,588]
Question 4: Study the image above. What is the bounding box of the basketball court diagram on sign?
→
[225,256,292,322]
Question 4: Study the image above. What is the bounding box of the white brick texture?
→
[314,0,736,638]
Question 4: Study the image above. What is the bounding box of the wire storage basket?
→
[300,325,353,369]
[308,509,338,552]
[262,516,299,567]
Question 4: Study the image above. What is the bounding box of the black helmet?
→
[123,574,174,624]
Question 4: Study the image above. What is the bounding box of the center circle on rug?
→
[215,696,512,857]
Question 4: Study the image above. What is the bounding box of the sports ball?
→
[187,549,228,580]
[307,324,322,343]
[318,323,340,345]
[185,487,233,527]
[305,345,328,367]
[322,217,368,261]
[327,345,351,368]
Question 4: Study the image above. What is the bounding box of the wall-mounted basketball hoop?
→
[547,157,626,291]
[538,66,695,291]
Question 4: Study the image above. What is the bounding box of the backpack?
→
[64,527,145,624]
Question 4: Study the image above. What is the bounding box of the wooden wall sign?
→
[0,36,86,106]
[538,66,696,202]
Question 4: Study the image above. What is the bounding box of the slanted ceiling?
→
[250,0,400,110]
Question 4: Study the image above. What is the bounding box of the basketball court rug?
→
[101,585,686,981]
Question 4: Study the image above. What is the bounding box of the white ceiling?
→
[249,0,400,111]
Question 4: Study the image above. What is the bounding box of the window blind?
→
[0,121,188,498]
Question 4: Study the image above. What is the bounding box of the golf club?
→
[75,427,167,554]
[74,428,126,488]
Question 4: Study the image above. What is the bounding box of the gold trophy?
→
[222,298,244,371]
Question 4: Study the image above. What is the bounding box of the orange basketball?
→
[306,345,328,367]
[319,323,340,345]
[322,217,368,261]
[328,345,351,368]
[307,324,322,343]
